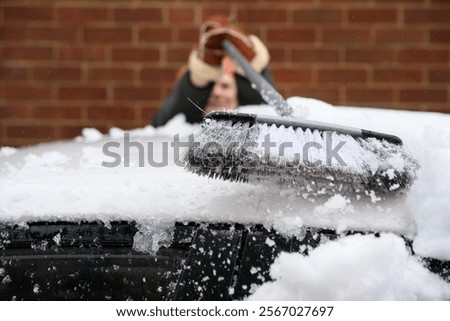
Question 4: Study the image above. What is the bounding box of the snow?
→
[0,147,17,157]
[320,194,350,210]
[75,128,104,143]
[1,96,450,300]
[248,233,450,300]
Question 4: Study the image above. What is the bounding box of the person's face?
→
[204,72,238,114]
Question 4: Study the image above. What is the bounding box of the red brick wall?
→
[1,0,449,146]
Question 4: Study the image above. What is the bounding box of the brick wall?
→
[1,0,449,146]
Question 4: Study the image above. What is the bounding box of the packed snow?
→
[1,96,450,300]
[248,233,450,300]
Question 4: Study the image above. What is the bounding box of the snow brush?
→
[184,40,419,195]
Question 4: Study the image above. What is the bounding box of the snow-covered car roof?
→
[1,97,450,299]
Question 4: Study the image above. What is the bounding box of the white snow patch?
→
[322,194,350,210]
[367,190,381,203]
[33,284,41,294]
[313,195,354,232]
[76,128,104,143]
[248,234,450,301]
[408,128,450,261]
[52,233,61,246]
[0,147,17,157]
[265,237,276,247]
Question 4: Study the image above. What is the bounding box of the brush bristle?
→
[184,118,419,195]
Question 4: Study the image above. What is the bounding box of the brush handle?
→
[222,39,293,117]
[221,40,403,146]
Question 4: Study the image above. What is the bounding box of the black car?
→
[1,220,448,300]
[1,113,449,301]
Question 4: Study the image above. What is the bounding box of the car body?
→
[1,101,450,300]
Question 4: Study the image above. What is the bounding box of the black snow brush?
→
[184,40,419,195]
